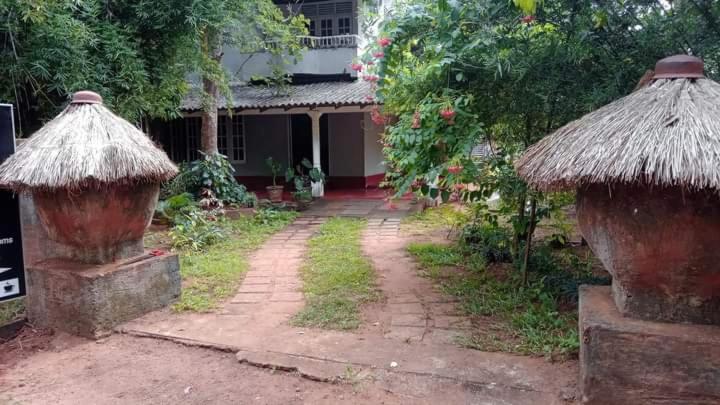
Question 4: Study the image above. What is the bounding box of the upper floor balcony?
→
[299,34,360,49]
[222,0,365,82]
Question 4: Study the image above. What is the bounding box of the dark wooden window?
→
[320,19,333,36]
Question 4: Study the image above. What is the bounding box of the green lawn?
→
[401,204,469,234]
[408,242,579,358]
[293,218,379,330]
[165,210,297,312]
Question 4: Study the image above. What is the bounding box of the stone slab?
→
[26,253,180,339]
[579,286,720,404]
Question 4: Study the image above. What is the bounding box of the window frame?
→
[217,115,247,164]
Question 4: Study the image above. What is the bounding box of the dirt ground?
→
[0,204,579,404]
[0,332,500,405]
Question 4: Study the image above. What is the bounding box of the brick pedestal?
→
[579,286,720,404]
[26,254,180,338]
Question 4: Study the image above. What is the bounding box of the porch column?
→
[308,110,324,197]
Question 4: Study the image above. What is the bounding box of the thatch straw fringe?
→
[0,103,178,192]
[516,78,720,192]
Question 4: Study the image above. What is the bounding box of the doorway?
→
[290,114,329,175]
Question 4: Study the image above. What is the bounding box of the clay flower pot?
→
[577,183,720,325]
[266,185,284,202]
[33,183,159,264]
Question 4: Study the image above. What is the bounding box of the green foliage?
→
[407,242,580,356]
[293,218,379,330]
[460,222,513,263]
[155,193,196,224]
[253,208,297,226]
[285,158,325,192]
[372,0,720,275]
[265,156,284,186]
[1,0,308,134]
[169,209,227,251]
[163,153,256,206]
[172,210,297,312]
[188,153,254,205]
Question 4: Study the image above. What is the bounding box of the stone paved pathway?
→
[218,216,325,329]
[363,219,472,345]
[120,201,577,403]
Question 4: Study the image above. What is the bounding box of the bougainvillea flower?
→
[373,51,385,59]
[378,37,392,47]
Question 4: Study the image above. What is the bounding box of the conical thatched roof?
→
[0,91,178,192]
[517,55,720,191]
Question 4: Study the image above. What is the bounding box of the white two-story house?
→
[151,0,389,196]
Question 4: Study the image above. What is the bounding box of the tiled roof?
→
[181,80,375,111]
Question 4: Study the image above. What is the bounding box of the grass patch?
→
[407,242,579,358]
[293,218,378,330]
[401,204,469,234]
[166,210,297,312]
[0,299,25,326]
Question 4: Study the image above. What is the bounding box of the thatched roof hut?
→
[516,55,720,191]
[0,91,178,192]
[517,55,720,325]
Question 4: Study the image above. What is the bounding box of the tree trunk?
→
[513,191,527,258]
[521,197,537,286]
[200,29,223,156]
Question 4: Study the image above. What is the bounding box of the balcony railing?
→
[298,35,360,49]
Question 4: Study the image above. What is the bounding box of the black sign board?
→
[0,104,25,302]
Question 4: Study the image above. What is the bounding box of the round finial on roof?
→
[71,91,103,105]
[653,55,704,79]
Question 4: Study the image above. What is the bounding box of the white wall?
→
[363,113,386,176]
[223,46,359,82]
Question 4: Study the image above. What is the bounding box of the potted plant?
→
[292,189,313,211]
[265,157,284,202]
[286,158,325,209]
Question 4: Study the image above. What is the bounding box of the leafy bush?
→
[169,209,226,251]
[155,192,196,224]
[253,208,297,226]
[161,153,256,207]
[460,222,513,263]
[160,168,197,200]
[285,158,325,192]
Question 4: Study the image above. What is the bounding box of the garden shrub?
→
[154,192,196,224]
[460,222,513,263]
[161,153,256,207]
[518,244,611,304]
[169,209,226,251]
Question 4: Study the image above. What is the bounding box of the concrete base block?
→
[26,253,180,338]
[579,286,720,404]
